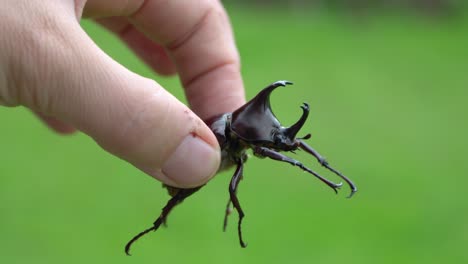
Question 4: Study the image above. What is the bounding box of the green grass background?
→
[1,7,468,264]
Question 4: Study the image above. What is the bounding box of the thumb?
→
[5,11,220,188]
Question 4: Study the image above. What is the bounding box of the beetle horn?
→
[231,81,293,140]
[283,103,309,140]
[239,80,293,114]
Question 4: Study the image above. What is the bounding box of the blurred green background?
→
[1,2,468,264]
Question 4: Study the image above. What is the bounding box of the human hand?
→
[0,0,245,188]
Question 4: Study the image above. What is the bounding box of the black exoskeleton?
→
[124,80,357,255]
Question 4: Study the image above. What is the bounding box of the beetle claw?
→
[347,188,358,199]
[334,182,343,188]
[329,182,343,194]
[298,140,357,197]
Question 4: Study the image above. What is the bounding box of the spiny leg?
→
[124,187,202,256]
[223,198,232,232]
[253,146,342,194]
[228,159,247,247]
[224,154,248,232]
[298,140,357,198]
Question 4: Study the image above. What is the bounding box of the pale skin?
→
[0,0,246,188]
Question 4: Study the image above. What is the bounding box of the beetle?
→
[124,80,357,255]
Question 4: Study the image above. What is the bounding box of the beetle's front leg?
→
[253,146,342,193]
[298,140,357,198]
[228,159,248,248]
[124,186,202,255]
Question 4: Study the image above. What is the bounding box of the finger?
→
[8,3,220,188]
[81,0,246,119]
[35,112,77,135]
[127,0,246,119]
[96,17,176,76]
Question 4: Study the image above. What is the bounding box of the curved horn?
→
[284,103,309,140]
[230,80,293,141]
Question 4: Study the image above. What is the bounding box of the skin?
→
[0,0,246,188]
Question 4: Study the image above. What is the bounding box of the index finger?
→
[130,0,245,119]
[83,0,246,119]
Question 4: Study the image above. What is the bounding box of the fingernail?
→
[162,135,220,187]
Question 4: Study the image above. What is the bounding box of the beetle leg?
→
[223,198,233,232]
[298,140,357,198]
[124,186,202,256]
[228,159,248,247]
[224,153,249,232]
[253,146,342,194]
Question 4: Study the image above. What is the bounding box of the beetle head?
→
[231,81,310,150]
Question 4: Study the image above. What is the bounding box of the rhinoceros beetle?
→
[124,80,357,255]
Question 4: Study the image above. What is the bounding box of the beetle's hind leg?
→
[223,198,233,231]
[124,186,201,256]
[253,146,342,194]
[227,159,248,247]
[298,140,357,198]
